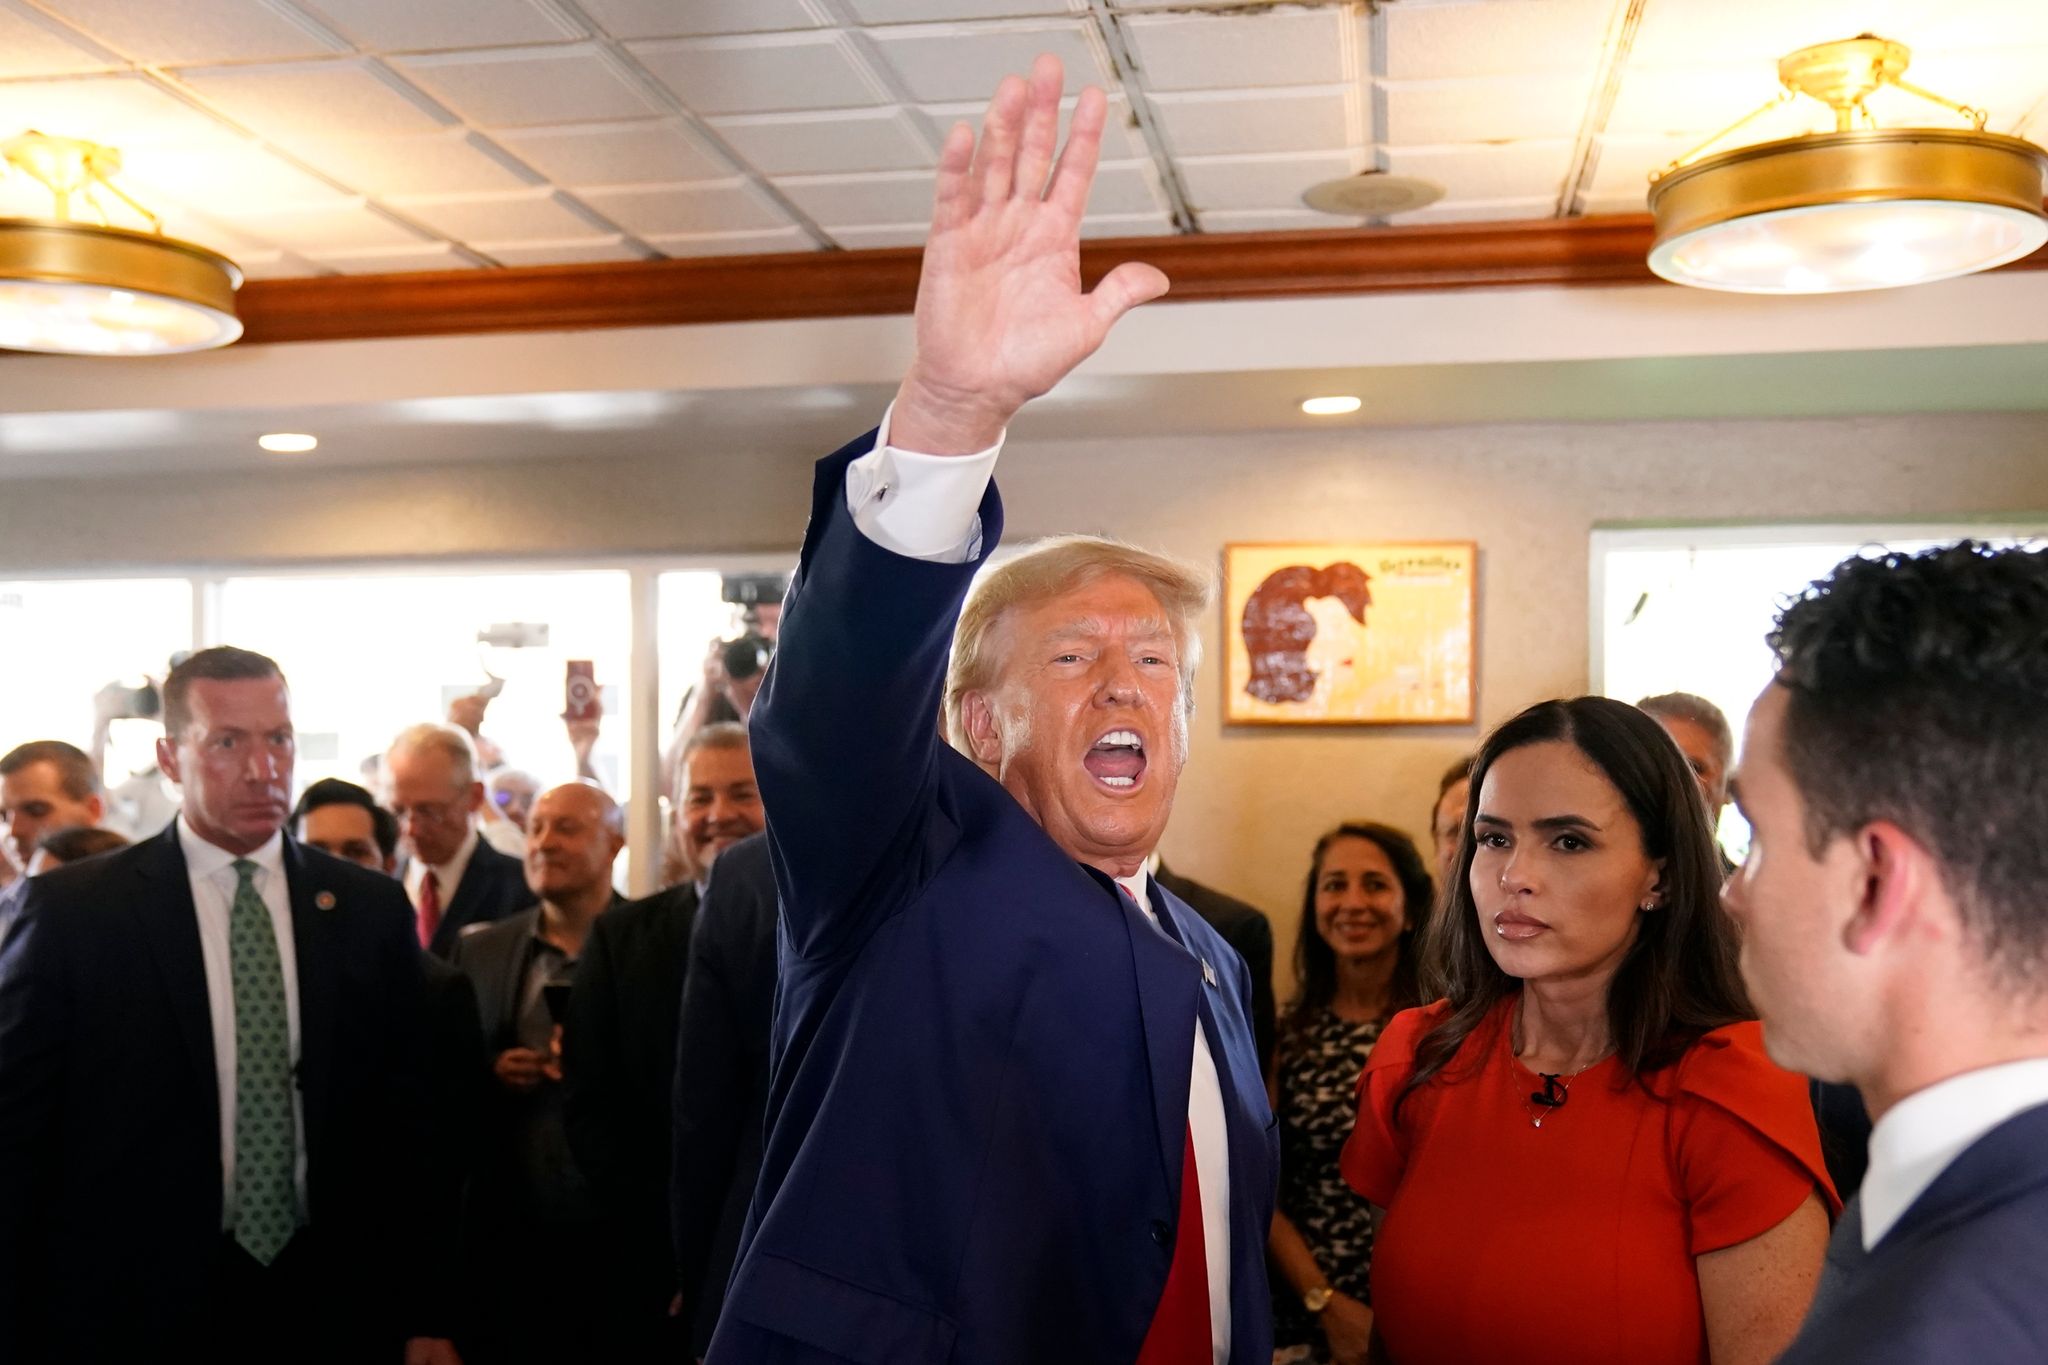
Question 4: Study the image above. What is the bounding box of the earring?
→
[1640,897,1659,911]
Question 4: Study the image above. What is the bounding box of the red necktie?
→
[416,869,441,948]
[1118,881,1212,1365]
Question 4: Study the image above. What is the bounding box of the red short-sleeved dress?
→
[1340,997,1839,1365]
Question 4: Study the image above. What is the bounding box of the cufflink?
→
[315,891,337,911]
[1201,959,1218,987]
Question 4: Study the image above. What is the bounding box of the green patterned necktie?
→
[229,858,299,1264]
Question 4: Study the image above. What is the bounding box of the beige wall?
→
[6,408,2048,1000]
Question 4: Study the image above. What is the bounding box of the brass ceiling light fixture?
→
[0,130,243,355]
[1646,35,2048,294]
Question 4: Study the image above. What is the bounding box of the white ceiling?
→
[0,0,2044,278]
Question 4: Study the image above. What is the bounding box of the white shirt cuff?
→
[845,401,1003,564]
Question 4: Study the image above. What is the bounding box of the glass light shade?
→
[1648,128,2048,295]
[0,219,242,355]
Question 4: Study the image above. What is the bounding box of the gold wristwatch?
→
[1302,1285,1334,1314]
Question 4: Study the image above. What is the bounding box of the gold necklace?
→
[1508,1013,1611,1129]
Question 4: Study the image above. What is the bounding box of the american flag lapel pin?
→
[315,890,337,911]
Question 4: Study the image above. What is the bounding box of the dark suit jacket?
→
[0,825,438,1363]
[706,434,1279,1365]
[1155,862,1276,1072]
[428,837,530,959]
[671,832,778,1354]
[1778,1100,2048,1362]
[562,881,699,1297]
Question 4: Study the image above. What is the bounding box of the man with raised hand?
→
[708,55,1275,1365]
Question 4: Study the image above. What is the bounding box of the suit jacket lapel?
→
[130,825,217,1119]
[1093,867,1199,1204]
[284,838,339,1173]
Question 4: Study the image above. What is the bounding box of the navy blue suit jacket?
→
[706,434,1278,1365]
[1778,1100,2048,1363]
[0,824,439,1361]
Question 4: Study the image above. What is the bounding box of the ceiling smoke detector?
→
[1301,171,1446,220]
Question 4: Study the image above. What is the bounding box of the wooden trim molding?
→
[236,213,2048,345]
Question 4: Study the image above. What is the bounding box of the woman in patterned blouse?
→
[1268,822,1434,1365]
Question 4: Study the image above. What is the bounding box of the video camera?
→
[719,573,788,683]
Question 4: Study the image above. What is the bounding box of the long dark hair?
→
[1282,822,1434,1046]
[1401,697,1747,1109]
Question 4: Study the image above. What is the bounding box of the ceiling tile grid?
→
[0,0,2044,275]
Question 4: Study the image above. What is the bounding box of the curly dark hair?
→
[1770,540,2048,985]
[1401,697,1748,1112]
[1282,822,1433,1046]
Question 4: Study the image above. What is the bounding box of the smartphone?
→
[542,979,573,1027]
[564,660,600,721]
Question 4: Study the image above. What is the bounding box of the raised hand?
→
[890,54,1170,456]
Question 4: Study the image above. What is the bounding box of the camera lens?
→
[722,634,772,682]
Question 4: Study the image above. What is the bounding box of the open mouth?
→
[1082,728,1148,791]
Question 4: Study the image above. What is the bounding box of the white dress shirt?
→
[176,817,308,1228]
[848,413,1232,1362]
[405,824,481,914]
[1860,1057,2048,1249]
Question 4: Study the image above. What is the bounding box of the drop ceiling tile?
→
[0,6,117,78]
[1881,45,2048,133]
[395,45,663,128]
[864,20,1110,103]
[1194,207,1346,233]
[576,180,793,234]
[117,139,353,214]
[1586,132,1697,202]
[228,200,436,252]
[0,76,241,148]
[707,108,937,175]
[387,189,610,241]
[493,120,731,187]
[307,242,479,273]
[233,251,313,280]
[577,0,823,40]
[825,223,930,249]
[1383,0,1611,81]
[1627,0,1914,69]
[1578,191,1653,217]
[779,159,1159,224]
[1079,210,1175,238]
[644,226,816,255]
[1603,65,1824,139]
[1384,141,1573,202]
[33,0,342,65]
[1382,73,1592,144]
[176,59,456,140]
[1121,10,1353,92]
[295,130,539,196]
[1388,196,1557,226]
[1148,86,1353,157]
[476,236,652,265]
[1176,150,1359,213]
[849,0,1081,20]
[921,93,1144,160]
[302,0,580,52]
[630,32,887,114]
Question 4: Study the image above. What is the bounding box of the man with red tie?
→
[706,56,1276,1365]
[385,722,530,958]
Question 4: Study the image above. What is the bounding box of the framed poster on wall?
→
[1223,541,1476,725]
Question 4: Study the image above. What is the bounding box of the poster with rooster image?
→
[1224,542,1475,725]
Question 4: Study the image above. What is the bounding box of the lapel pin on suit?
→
[315,890,337,911]
[1201,959,1218,988]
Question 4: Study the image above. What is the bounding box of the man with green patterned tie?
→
[0,647,459,1365]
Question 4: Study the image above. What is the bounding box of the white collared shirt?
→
[1118,871,1233,1365]
[405,823,480,916]
[176,817,308,1227]
[1861,1057,2048,1249]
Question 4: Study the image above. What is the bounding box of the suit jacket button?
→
[1149,1220,1170,1247]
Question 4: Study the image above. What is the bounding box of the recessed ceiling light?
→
[1300,396,1362,416]
[258,433,317,453]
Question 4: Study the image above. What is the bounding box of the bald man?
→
[449,783,627,1365]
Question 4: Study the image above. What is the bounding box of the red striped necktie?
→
[1119,880,1212,1365]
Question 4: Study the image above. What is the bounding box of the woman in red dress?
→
[1341,697,1838,1365]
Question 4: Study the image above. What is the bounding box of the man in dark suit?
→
[1725,541,2048,1362]
[451,781,625,1365]
[1155,861,1275,1072]
[386,721,530,957]
[564,721,764,1355]
[671,829,778,1354]
[707,57,1275,1365]
[0,646,455,1365]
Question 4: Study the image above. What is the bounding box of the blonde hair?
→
[944,535,1212,750]
[386,722,481,788]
